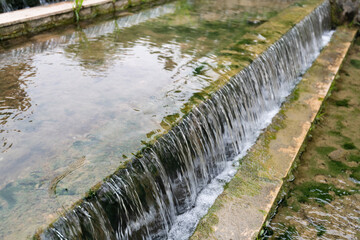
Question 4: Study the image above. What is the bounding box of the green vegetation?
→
[193,65,205,75]
[85,187,97,200]
[348,154,360,162]
[342,142,356,150]
[293,182,350,205]
[291,87,300,102]
[315,224,326,237]
[334,99,349,107]
[277,225,298,239]
[315,146,336,156]
[350,166,360,181]
[264,33,360,239]
[350,59,360,69]
[73,0,84,23]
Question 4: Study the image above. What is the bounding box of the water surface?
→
[0,0,293,238]
[263,37,360,240]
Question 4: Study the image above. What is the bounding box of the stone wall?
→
[330,0,360,25]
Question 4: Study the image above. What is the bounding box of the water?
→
[0,0,64,13]
[0,0,294,239]
[262,34,360,240]
[40,1,333,239]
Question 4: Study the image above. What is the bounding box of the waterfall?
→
[0,0,63,13]
[40,1,332,239]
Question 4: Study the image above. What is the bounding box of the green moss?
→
[327,160,350,175]
[294,182,332,204]
[315,146,336,156]
[85,188,96,199]
[277,225,298,239]
[293,2,304,7]
[315,224,326,237]
[192,201,223,239]
[350,59,360,69]
[291,202,300,212]
[328,130,341,137]
[336,120,345,130]
[293,182,350,205]
[342,142,356,150]
[350,166,360,181]
[259,209,267,215]
[226,175,261,198]
[348,154,360,163]
[291,87,300,102]
[334,99,349,107]
[193,65,205,75]
[131,151,143,158]
[236,38,254,45]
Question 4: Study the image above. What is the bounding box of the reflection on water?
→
[0,0,293,238]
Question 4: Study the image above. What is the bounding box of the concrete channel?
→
[191,26,357,240]
[0,0,357,238]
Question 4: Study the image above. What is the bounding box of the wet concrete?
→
[191,24,357,240]
[0,0,293,238]
[264,33,360,240]
[0,0,158,40]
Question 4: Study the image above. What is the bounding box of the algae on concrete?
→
[191,26,358,240]
[263,33,360,240]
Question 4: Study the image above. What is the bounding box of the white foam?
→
[167,30,335,240]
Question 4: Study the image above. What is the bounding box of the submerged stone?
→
[328,148,348,161]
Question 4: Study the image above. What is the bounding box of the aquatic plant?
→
[73,0,84,22]
[334,99,349,107]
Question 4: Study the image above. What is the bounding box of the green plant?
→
[73,0,84,23]
[335,99,349,107]
[342,142,356,150]
[350,59,360,69]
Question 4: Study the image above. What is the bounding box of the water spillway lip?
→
[1,1,296,239]
[36,0,342,239]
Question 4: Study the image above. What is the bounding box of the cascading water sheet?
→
[0,1,296,239]
[41,1,334,239]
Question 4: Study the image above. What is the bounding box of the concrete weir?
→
[191,26,357,240]
[0,0,356,238]
[36,0,356,239]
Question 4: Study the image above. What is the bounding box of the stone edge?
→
[190,27,358,240]
[0,0,162,41]
[27,0,328,238]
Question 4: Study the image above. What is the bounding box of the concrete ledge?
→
[0,0,161,40]
[191,26,357,240]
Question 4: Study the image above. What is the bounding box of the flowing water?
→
[0,0,296,239]
[262,36,360,240]
[37,1,334,239]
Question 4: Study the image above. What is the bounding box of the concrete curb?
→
[191,26,357,240]
[0,0,162,40]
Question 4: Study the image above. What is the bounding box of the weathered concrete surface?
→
[191,27,357,240]
[0,0,159,40]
